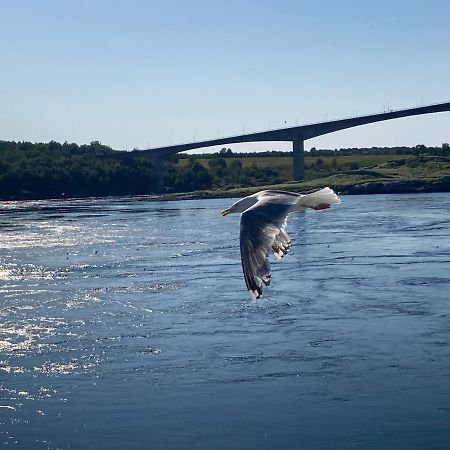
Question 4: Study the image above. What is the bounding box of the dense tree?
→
[0,140,157,199]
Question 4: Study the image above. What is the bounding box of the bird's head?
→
[221,195,258,217]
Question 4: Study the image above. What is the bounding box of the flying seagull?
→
[221,187,341,300]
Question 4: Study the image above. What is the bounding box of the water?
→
[1,193,450,449]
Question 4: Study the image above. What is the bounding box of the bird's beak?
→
[221,209,231,217]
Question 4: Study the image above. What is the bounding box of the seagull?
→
[221,187,341,300]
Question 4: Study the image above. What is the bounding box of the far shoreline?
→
[1,178,450,204]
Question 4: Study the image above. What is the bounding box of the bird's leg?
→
[312,203,331,210]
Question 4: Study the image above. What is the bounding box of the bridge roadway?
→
[132,101,450,191]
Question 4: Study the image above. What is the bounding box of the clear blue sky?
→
[1,0,450,152]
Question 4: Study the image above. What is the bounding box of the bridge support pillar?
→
[292,139,305,181]
[153,155,164,192]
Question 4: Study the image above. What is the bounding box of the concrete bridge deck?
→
[132,101,450,190]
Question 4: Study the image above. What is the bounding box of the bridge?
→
[135,101,450,191]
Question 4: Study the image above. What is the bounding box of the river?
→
[1,193,450,449]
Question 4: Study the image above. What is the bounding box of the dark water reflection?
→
[1,193,450,449]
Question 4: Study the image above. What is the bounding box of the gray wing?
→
[272,218,291,259]
[239,194,296,299]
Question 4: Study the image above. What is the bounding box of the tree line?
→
[183,143,450,158]
[0,140,157,199]
[0,140,449,200]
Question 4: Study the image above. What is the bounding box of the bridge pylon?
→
[153,155,164,192]
[292,138,305,181]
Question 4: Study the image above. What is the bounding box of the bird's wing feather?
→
[239,193,297,299]
[272,218,291,260]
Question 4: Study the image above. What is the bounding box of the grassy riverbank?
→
[160,155,450,200]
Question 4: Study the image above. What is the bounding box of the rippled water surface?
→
[1,193,450,449]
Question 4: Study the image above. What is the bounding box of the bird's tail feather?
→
[296,187,341,209]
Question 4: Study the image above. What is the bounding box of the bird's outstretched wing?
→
[239,193,298,299]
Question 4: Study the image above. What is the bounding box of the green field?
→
[178,153,411,181]
[167,154,450,200]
